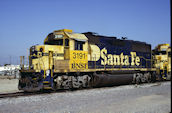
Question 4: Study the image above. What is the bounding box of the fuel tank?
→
[92,72,134,87]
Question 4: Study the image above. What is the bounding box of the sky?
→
[0,0,171,65]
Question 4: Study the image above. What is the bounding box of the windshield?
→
[155,51,166,55]
[44,33,64,45]
[168,52,171,57]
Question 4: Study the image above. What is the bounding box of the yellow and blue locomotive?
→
[19,29,158,91]
[153,44,171,80]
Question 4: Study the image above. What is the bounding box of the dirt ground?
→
[0,78,19,93]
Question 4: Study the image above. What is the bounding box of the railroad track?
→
[0,92,25,98]
[0,92,45,99]
[0,81,169,99]
[0,90,68,99]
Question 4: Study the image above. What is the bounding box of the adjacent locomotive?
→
[152,44,171,80]
[18,29,161,92]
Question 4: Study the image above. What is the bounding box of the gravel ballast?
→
[0,81,171,113]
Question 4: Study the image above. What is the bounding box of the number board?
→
[70,50,88,70]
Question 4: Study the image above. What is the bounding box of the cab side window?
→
[65,39,69,46]
[75,41,84,50]
[56,39,63,45]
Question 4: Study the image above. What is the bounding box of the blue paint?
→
[88,38,152,69]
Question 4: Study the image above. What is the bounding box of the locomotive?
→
[18,29,169,92]
[152,44,171,80]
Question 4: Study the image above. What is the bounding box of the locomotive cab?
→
[43,29,89,71]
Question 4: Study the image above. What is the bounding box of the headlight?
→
[46,70,50,76]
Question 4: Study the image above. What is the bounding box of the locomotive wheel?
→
[135,74,141,84]
[140,73,146,83]
[145,72,152,83]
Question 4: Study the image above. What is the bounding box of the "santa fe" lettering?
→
[101,48,140,66]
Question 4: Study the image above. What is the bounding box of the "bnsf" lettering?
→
[71,62,87,69]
